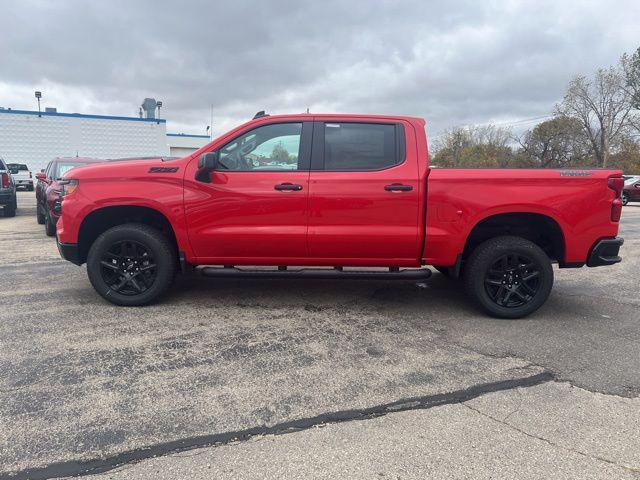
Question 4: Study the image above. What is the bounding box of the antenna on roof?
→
[253,110,269,119]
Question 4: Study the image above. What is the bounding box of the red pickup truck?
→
[56,113,624,318]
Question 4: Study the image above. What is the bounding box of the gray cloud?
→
[1,0,638,138]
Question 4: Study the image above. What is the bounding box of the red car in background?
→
[36,157,104,236]
[622,176,640,205]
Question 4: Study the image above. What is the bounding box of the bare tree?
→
[517,116,590,168]
[555,67,633,167]
[622,47,640,134]
[432,125,513,168]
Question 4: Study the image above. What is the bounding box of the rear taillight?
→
[608,176,623,222]
[1,173,9,188]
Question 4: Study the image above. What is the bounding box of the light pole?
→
[35,91,42,117]
[156,100,163,124]
[210,104,214,139]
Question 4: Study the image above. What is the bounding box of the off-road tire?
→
[463,236,553,319]
[86,223,177,306]
[44,210,56,236]
[4,197,16,218]
[37,205,45,224]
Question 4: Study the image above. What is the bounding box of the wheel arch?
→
[77,205,179,265]
[463,211,566,264]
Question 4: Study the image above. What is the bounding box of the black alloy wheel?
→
[483,253,540,308]
[99,240,157,295]
[86,223,177,306]
[464,236,553,319]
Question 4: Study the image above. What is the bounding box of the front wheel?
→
[622,192,629,206]
[44,211,56,236]
[86,223,177,306]
[463,236,553,319]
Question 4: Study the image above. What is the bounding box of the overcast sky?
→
[1,0,638,140]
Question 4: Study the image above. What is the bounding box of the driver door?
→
[184,121,313,263]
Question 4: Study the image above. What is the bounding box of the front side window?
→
[323,122,398,171]
[218,123,302,171]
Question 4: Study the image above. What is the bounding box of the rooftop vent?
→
[45,107,57,113]
[141,98,157,119]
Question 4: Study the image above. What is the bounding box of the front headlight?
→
[59,179,79,196]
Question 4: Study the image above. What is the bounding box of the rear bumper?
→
[587,237,623,267]
[57,240,82,266]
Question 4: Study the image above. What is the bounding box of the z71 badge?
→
[560,170,591,177]
[149,166,179,173]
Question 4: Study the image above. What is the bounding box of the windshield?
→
[55,162,90,179]
[8,164,28,170]
[624,177,639,186]
[7,164,27,174]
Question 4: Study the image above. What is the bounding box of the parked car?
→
[56,113,624,318]
[36,157,104,236]
[7,163,34,191]
[622,176,640,205]
[0,158,17,217]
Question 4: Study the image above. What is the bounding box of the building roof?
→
[0,108,166,123]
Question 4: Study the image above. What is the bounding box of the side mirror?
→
[196,151,219,183]
[35,172,46,181]
[198,151,219,170]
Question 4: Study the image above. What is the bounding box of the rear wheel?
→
[4,202,16,217]
[44,211,56,236]
[464,236,553,319]
[86,223,177,306]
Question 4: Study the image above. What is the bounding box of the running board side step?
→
[200,267,432,281]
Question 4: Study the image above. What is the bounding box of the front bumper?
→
[56,239,82,266]
[587,237,624,267]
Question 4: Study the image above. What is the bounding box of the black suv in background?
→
[0,158,18,217]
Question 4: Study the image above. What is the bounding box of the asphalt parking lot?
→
[1,191,639,479]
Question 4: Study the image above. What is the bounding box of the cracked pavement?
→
[0,193,639,479]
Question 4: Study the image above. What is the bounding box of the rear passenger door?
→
[307,120,421,263]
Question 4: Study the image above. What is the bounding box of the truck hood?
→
[62,157,177,180]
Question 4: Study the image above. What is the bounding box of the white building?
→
[0,108,210,172]
[167,132,211,158]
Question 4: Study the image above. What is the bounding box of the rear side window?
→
[322,122,401,171]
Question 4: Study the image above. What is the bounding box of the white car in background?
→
[7,163,34,191]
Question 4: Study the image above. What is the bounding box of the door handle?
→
[274,183,303,191]
[384,183,413,192]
